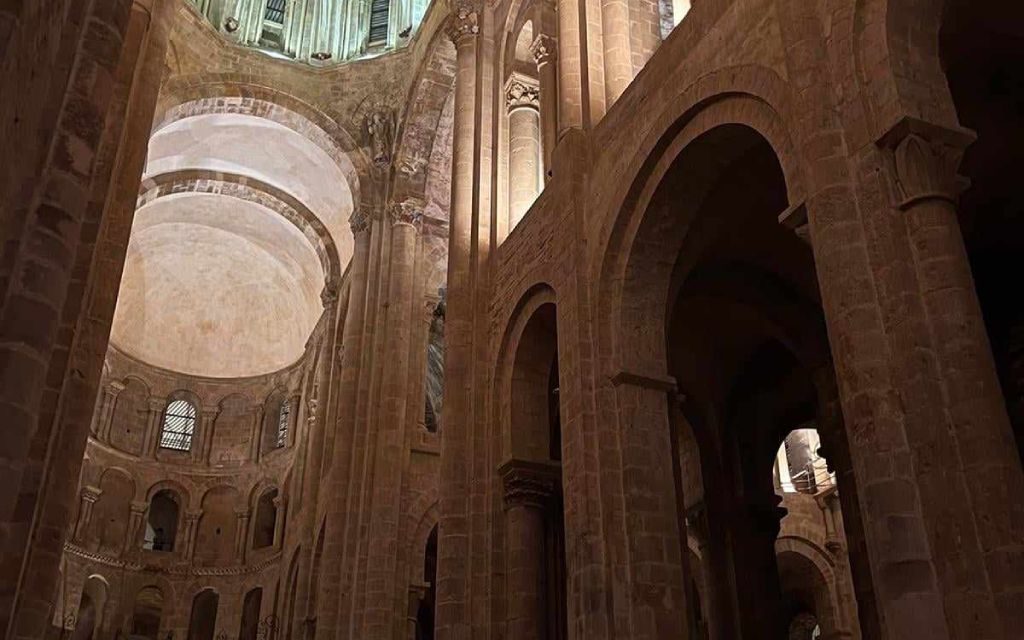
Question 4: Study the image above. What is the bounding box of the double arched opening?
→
[498,287,567,640]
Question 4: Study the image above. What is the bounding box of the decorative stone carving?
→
[364,108,396,167]
[506,76,541,111]
[876,116,976,210]
[350,209,370,233]
[445,6,479,44]
[530,34,555,66]
[390,198,425,226]
[499,459,560,510]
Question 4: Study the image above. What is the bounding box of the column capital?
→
[499,459,560,509]
[107,380,127,394]
[81,486,103,503]
[350,209,371,233]
[876,116,977,210]
[506,74,541,112]
[389,197,426,227]
[445,5,479,44]
[130,500,149,514]
[147,397,167,412]
[530,34,556,66]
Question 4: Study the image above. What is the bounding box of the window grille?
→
[368,0,390,45]
[277,399,290,448]
[265,0,287,24]
[160,400,196,451]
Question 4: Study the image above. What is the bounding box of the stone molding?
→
[876,116,976,210]
[63,541,282,576]
[499,459,560,510]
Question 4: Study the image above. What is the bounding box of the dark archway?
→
[253,488,279,549]
[130,586,164,640]
[415,525,438,640]
[238,587,263,640]
[187,589,220,640]
[143,490,180,552]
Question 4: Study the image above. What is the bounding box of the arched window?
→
[277,399,290,448]
[160,400,196,451]
[143,490,180,552]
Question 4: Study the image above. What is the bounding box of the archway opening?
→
[130,586,164,640]
[253,488,279,549]
[504,299,567,640]
[238,587,263,640]
[940,1,1024,463]
[143,490,180,552]
[616,122,872,638]
[415,525,438,640]
[187,589,220,640]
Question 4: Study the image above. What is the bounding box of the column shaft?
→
[361,208,421,639]
[507,78,542,226]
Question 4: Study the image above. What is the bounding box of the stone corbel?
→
[609,369,677,392]
[876,116,976,210]
[778,200,810,245]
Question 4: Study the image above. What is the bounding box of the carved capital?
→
[108,380,127,395]
[506,75,540,111]
[130,501,150,514]
[499,459,560,510]
[877,116,976,210]
[81,486,103,504]
[350,209,370,234]
[530,34,555,65]
[320,279,339,306]
[445,7,479,44]
[390,197,425,226]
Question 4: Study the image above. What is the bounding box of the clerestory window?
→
[159,400,196,451]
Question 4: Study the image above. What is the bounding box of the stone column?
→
[506,75,543,227]
[731,494,787,639]
[199,405,217,464]
[437,7,480,640]
[608,371,692,639]
[144,398,165,458]
[531,34,558,176]
[182,510,201,561]
[315,211,373,639]
[235,509,252,564]
[95,382,125,441]
[250,405,265,462]
[72,487,103,544]
[875,117,1024,637]
[601,0,632,104]
[361,199,423,638]
[125,501,148,555]
[556,0,584,132]
[272,494,287,548]
[500,460,559,640]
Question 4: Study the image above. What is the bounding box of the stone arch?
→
[775,537,842,639]
[107,376,151,455]
[596,79,806,380]
[250,484,281,550]
[494,283,559,462]
[195,486,242,567]
[187,587,220,640]
[144,479,193,510]
[143,489,181,553]
[70,574,109,640]
[153,77,370,204]
[407,500,440,584]
[90,468,135,554]
[130,585,166,640]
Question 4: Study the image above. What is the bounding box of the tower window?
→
[368,0,390,45]
[265,0,286,24]
[159,400,196,451]
[277,399,290,448]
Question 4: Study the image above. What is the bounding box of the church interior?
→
[0,0,1022,639]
